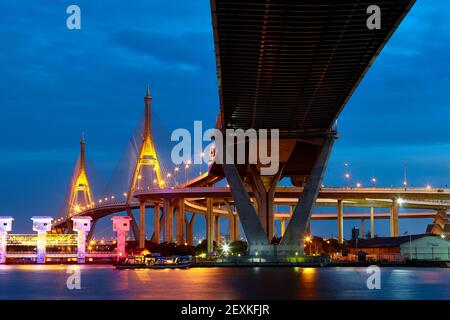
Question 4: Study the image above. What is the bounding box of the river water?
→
[0,265,448,300]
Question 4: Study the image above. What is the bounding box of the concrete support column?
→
[72,217,92,264]
[234,213,239,241]
[185,213,196,246]
[248,165,284,242]
[225,201,238,242]
[206,198,214,254]
[229,212,236,242]
[306,222,311,237]
[163,199,173,243]
[390,199,399,237]
[338,200,344,244]
[112,216,131,260]
[361,219,365,239]
[281,219,286,237]
[214,215,221,245]
[31,216,52,264]
[370,207,375,238]
[176,199,185,244]
[223,164,269,255]
[139,201,146,248]
[0,217,14,264]
[153,203,160,244]
[281,136,335,254]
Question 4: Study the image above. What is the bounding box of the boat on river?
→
[115,254,193,269]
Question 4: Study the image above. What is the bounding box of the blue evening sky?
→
[0,1,448,238]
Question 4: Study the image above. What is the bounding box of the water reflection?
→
[0,266,448,300]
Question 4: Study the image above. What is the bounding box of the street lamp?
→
[371,177,376,187]
[166,173,172,187]
[174,167,179,186]
[345,173,350,188]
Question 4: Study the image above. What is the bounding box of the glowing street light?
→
[371,177,377,187]
[345,173,350,188]
[426,184,432,190]
[356,182,362,188]
[221,242,231,255]
[174,167,179,186]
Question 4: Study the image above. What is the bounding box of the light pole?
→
[345,173,350,188]
[200,152,205,175]
[403,162,408,190]
[184,160,191,183]
[166,173,171,187]
[174,167,179,187]
[371,177,376,187]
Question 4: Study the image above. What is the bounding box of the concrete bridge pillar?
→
[31,216,53,264]
[370,207,375,238]
[361,218,365,239]
[112,216,131,260]
[176,199,185,244]
[139,201,146,248]
[214,215,221,245]
[280,136,335,255]
[225,201,238,242]
[206,198,214,254]
[163,199,174,243]
[153,203,160,244]
[248,165,284,241]
[72,216,92,264]
[185,213,196,246]
[390,199,399,237]
[223,163,270,255]
[234,214,240,241]
[337,200,344,244]
[0,217,14,264]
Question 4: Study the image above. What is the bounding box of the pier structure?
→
[112,216,132,260]
[0,217,14,264]
[72,216,93,263]
[31,216,53,264]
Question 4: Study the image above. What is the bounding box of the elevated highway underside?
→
[209,0,416,254]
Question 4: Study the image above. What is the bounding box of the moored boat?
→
[115,254,193,269]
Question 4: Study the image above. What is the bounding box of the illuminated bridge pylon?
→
[67,132,94,218]
[125,86,164,243]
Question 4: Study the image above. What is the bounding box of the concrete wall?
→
[400,236,450,260]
